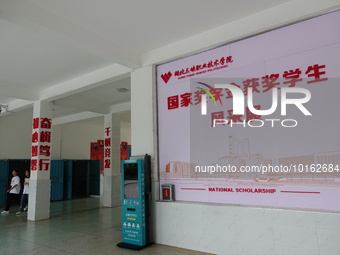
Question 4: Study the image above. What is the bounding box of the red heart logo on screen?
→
[161,71,172,83]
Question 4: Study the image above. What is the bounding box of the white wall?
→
[120,120,131,144]
[142,0,340,66]
[57,114,131,159]
[155,202,340,255]
[131,2,340,254]
[0,109,32,159]
[51,125,61,159]
[58,116,104,159]
[120,111,131,144]
[0,111,131,160]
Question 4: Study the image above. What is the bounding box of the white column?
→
[131,66,155,158]
[131,67,158,192]
[131,66,159,243]
[28,101,53,221]
[131,66,158,183]
[102,113,121,207]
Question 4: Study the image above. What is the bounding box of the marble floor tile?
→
[0,197,213,255]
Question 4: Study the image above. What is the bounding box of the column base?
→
[102,175,121,207]
[27,179,50,221]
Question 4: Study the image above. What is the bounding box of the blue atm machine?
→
[117,154,152,250]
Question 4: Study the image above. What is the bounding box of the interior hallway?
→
[0,197,212,255]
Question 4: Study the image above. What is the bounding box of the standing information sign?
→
[117,155,152,250]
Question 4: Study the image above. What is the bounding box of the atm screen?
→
[124,163,138,199]
[124,163,138,180]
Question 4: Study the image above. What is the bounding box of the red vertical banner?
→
[104,127,112,174]
[98,140,104,173]
[30,117,52,171]
[120,142,129,160]
[91,139,129,173]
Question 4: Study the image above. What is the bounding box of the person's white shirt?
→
[10,176,21,194]
[23,177,29,194]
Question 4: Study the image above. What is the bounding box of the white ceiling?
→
[0,0,307,121]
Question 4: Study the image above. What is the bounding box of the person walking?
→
[1,170,21,214]
[16,170,30,215]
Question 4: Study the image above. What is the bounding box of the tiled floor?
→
[0,197,212,255]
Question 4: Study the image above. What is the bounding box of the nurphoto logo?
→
[199,83,312,128]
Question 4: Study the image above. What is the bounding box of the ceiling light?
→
[117,88,129,93]
[0,104,8,114]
